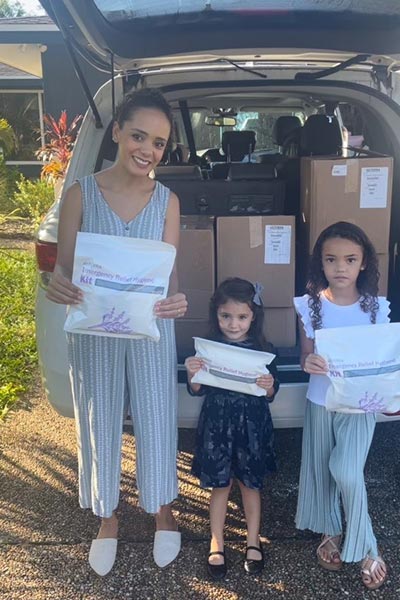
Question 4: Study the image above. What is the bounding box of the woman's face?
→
[113,107,171,177]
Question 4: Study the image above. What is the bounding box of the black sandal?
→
[207,550,227,580]
[244,544,264,575]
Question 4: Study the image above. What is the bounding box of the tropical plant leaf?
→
[0,118,17,157]
[36,111,82,183]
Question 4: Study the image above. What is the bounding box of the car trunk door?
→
[40,0,400,73]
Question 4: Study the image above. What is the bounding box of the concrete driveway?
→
[1,384,400,599]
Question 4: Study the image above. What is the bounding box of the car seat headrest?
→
[221,130,256,161]
[272,116,302,146]
[300,114,342,156]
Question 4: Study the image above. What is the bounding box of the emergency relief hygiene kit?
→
[64,232,176,341]
[315,322,400,414]
[192,337,275,396]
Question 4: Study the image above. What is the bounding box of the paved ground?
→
[1,384,400,600]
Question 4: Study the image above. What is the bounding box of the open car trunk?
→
[40,1,400,72]
[35,0,400,424]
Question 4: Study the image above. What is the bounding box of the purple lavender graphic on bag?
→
[358,391,386,413]
[88,307,134,334]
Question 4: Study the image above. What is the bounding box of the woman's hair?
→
[307,221,380,329]
[114,88,174,161]
[115,88,173,130]
[208,277,267,349]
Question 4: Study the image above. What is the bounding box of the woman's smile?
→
[132,155,152,168]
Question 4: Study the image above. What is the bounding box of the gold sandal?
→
[316,535,343,571]
[360,555,388,590]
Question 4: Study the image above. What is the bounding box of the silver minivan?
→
[36,0,400,424]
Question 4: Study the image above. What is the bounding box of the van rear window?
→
[93,0,400,23]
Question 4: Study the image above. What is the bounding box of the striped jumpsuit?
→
[67,175,178,517]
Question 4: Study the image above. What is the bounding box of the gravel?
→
[1,384,400,599]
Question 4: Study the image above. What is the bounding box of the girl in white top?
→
[294,221,390,591]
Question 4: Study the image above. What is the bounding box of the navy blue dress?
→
[189,337,279,490]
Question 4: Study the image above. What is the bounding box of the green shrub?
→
[12,177,55,227]
[0,156,20,213]
[0,118,17,156]
[0,250,37,419]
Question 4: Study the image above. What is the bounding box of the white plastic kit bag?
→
[64,232,176,341]
[315,323,400,414]
[191,337,275,396]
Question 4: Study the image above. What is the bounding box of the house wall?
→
[41,39,108,121]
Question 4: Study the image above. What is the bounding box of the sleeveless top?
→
[79,175,170,241]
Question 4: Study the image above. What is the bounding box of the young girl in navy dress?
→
[185,277,279,580]
[294,221,390,591]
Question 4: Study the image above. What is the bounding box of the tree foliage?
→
[0,0,26,17]
[0,119,17,157]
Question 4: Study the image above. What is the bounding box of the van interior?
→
[34,0,400,422]
[95,83,400,378]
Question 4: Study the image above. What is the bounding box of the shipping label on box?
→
[264,225,292,265]
[360,167,389,209]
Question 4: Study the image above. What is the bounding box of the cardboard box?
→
[175,319,209,359]
[217,216,295,307]
[378,253,389,297]
[177,216,215,319]
[300,156,393,254]
[181,289,212,320]
[264,307,297,348]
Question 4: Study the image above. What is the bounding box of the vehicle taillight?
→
[36,240,58,272]
[36,241,58,289]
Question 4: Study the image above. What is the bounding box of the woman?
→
[47,88,187,575]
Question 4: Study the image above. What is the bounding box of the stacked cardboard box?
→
[175,216,215,358]
[300,156,393,296]
[216,216,296,347]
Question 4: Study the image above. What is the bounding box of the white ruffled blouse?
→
[293,293,391,406]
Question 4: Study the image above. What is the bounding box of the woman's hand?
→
[256,373,274,392]
[154,292,188,319]
[46,270,83,305]
[185,356,204,378]
[303,353,328,375]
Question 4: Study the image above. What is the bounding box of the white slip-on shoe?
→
[153,530,181,568]
[88,538,118,576]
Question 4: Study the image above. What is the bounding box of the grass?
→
[0,248,37,420]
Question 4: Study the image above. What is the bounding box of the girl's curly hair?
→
[307,221,380,330]
[208,277,268,350]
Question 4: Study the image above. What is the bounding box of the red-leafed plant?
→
[36,111,82,183]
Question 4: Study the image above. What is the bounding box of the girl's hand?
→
[154,292,188,319]
[46,271,83,305]
[304,353,328,375]
[256,374,274,391]
[185,356,204,377]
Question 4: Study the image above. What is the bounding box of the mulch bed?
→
[0,220,35,251]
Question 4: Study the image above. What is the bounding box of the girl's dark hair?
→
[115,88,173,130]
[307,221,379,329]
[208,277,268,350]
